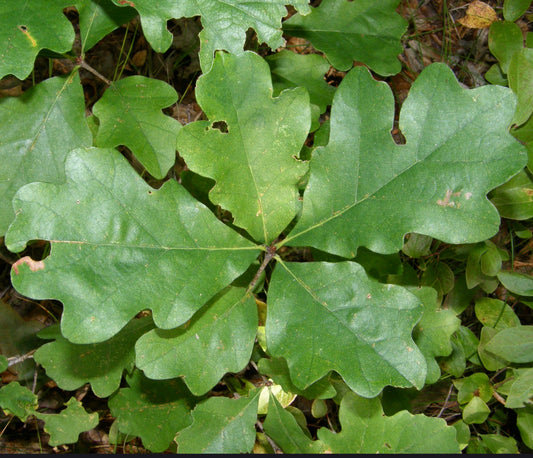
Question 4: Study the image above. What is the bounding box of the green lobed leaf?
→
[35,397,99,446]
[286,63,526,258]
[110,0,310,69]
[108,371,196,453]
[0,0,74,79]
[34,317,154,398]
[93,76,181,179]
[0,72,92,236]
[509,48,533,126]
[175,389,261,454]
[317,392,460,453]
[484,325,533,363]
[282,0,407,75]
[5,147,260,344]
[263,393,326,454]
[75,0,137,54]
[266,260,427,398]
[0,382,38,421]
[177,51,310,244]
[135,287,257,396]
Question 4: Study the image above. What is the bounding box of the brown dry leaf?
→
[458,1,498,28]
[132,50,147,67]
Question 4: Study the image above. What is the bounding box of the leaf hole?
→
[211,121,228,133]
[18,25,27,32]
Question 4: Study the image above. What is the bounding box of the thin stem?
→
[247,245,276,293]
[437,383,454,418]
[77,58,112,86]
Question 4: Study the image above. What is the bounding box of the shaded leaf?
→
[135,287,257,396]
[490,169,533,220]
[283,0,407,75]
[177,52,310,243]
[286,64,526,258]
[0,382,38,421]
[35,397,99,446]
[504,0,532,21]
[34,317,154,398]
[498,270,533,296]
[318,392,460,453]
[110,0,310,69]
[266,261,426,398]
[93,76,181,179]
[108,371,195,453]
[509,48,533,126]
[484,325,533,363]
[0,73,92,235]
[263,393,326,454]
[506,367,533,408]
[175,389,261,454]
[75,0,137,53]
[489,21,524,74]
[5,147,259,344]
[0,0,74,79]
[474,297,521,330]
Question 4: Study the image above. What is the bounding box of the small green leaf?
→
[474,297,520,330]
[93,76,181,179]
[478,326,508,371]
[462,396,491,425]
[318,392,460,453]
[454,372,493,404]
[0,0,74,79]
[491,169,533,220]
[266,261,426,398]
[498,270,533,295]
[6,147,259,344]
[0,355,8,372]
[402,233,433,258]
[75,0,137,53]
[177,51,310,243]
[484,325,533,363]
[135,287,257,396]
[0,73,92,235]
[108,371,195,453]
[257,357,336,400]
[35,398,99,446]
[34,317,154,398]
[506,367,533,408]
[175,389,261,454]
[503,0,532,22]
[0,382,38,421]
[420,262,455,301]
[509,48,533,126]
[489,21,524,74]
[517,406,533,449]
[451,419,471,450]
[263,393,326,454]
[410,287,460,384]
[480,434,519,454]
[283,0,407,75]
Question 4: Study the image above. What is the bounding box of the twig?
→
[256,420,282,454]
[437,383,454,418]
[7,349,36,367]
[76,58,112,86]
[247,245,276,292]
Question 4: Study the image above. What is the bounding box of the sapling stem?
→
[247,245,276,292]
[76,58,112,86]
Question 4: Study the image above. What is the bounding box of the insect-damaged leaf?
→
[0,0,74,79]
[266,261,427,398]
[177,52,310,244]
[5,147,260,344]
[286,63,526,258]
[93,76,181,179]
[0,73,92,236]
[111,0,310,70]
[135,287,257,396]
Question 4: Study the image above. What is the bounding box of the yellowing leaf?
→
[458,1,498,29]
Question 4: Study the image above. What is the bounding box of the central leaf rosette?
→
[6,51,526,397]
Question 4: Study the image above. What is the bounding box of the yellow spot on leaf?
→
[17,25,37,47]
